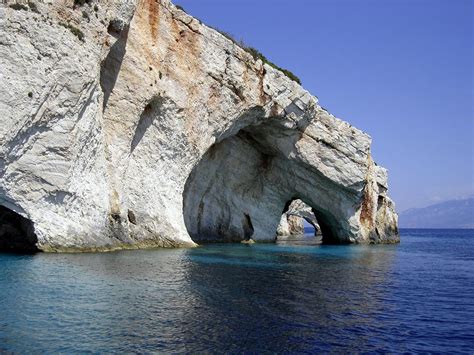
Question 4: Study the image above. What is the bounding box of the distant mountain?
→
[399,198,474,228]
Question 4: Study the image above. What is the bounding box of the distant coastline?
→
[399,198,474,229]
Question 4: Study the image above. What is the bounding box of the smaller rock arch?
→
[277,199,320,237]
[275,198,346,244]
[0,205,38,253]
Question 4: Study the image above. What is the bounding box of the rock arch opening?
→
[276,199,321,238]
[183,116,347,245]
[0,205,39,253]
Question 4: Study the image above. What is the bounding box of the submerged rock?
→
[0,0,399,251]
[241,239,256,245]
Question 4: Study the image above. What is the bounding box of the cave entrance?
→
[0,206,39,253]
[182,115,344,245]
[276,199,321,239]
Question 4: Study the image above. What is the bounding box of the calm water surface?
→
[1,229,473,353]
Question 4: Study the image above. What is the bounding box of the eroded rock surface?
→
[0,0,399,251]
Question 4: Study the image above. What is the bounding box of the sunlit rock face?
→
[0,0,399,251]
[277,215,305,237]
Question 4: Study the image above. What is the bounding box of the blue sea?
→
[0,229,473,353]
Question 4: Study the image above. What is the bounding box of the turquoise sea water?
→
[0,229,473,353]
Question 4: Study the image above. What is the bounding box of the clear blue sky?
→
[177,0,473,211]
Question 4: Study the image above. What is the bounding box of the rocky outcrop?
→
[276,200,320,236]
[0,0,399,252]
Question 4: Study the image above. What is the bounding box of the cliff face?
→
[0,0,399,252]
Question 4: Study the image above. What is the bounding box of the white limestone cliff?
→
[0,0,399,252]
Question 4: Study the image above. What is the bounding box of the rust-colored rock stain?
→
[258,66,268,105]
[359,182,374,229]
[147,0,160,41]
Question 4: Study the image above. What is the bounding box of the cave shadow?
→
[0,205,39,254]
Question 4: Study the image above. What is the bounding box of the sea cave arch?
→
[0,205,39,253]
[277,198,322,237]
[182,117,352,245]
